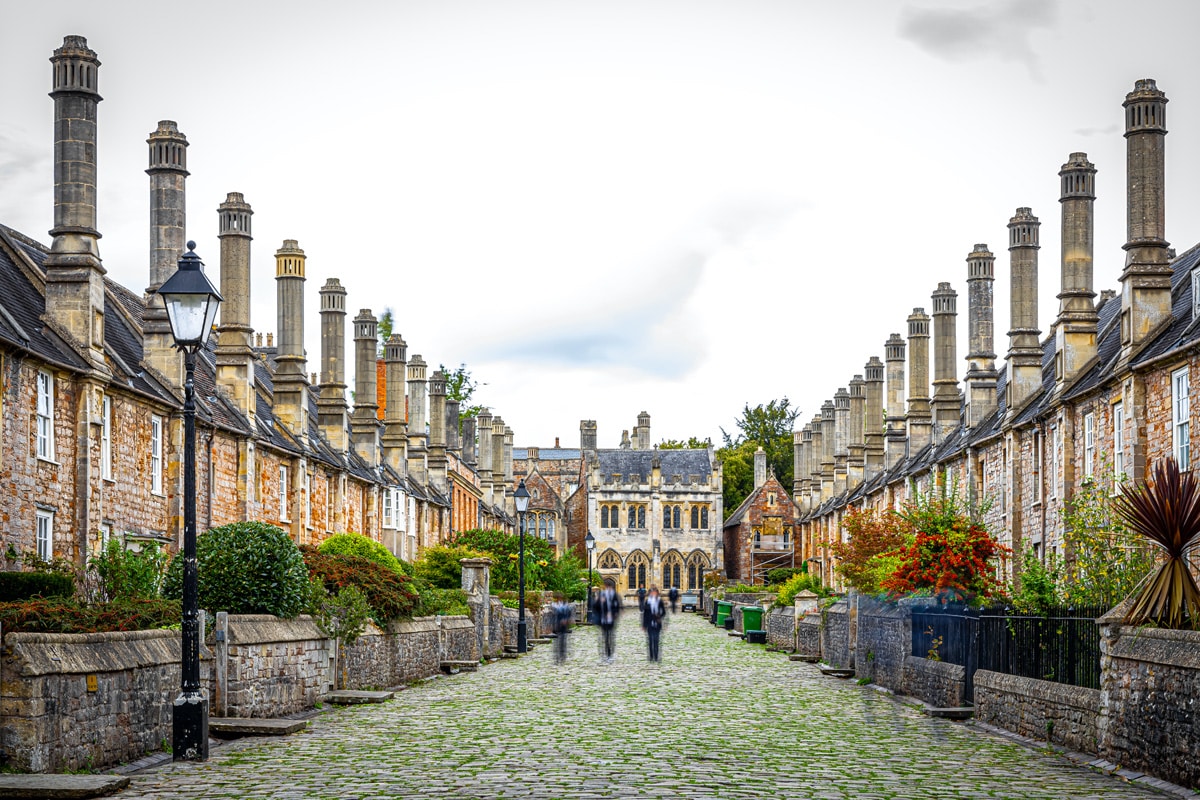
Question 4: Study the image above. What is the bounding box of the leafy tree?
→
[440,363,486,424]
[376,308,394,356]
[717,398,799,513]
[445,529,554,593]
[658,437,709,450]
[1060,469,1157,607]
[832,507,907,595]
[89,537,168,602]
[413,545,489,589]
[1009,545,1063,614]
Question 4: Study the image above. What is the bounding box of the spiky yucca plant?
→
[1111,458,1200,629]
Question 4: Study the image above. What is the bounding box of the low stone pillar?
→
[460,557,493,658]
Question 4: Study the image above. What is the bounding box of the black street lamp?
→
[585,531,596,622]
[158,241,222,762]
[514,479,531,653]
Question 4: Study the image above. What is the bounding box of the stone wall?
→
[974,670,1099,754]
[854,597,908,690]
[820,600,852,668]
[796,614,821,658]
[0,629,200,773]
[766,607,794,650]
[903,655,965,708]
[1098,623,1200,789]
[215,615,331,718]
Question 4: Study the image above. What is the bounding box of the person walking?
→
[596,580,621,663]
[668,586,679,614]
[637,585,646,612]
[549,593,574,664]
[642,586,667,663]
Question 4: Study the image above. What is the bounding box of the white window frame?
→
[1173,367,1190,470]
[1050,423,1061,500]
[36,370,54,461]
[98,522,112,555]
[1083,412,1096,480]
[302,468,311,527]
[36,509,53,561]
[279,464,291,522]
[1031,430,1043,504]
[150,415,164,494]
[1113,401,1125,482]
[100,396,113,480]
[383,485,396,529]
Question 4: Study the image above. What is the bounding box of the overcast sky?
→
[4,1,1200,450]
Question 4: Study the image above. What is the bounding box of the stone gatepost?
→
[461,557,493,658]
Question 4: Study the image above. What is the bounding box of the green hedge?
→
[318,533,405,577]
[0,571,75,602]
[162,521,309,617]
[0,597,181,633]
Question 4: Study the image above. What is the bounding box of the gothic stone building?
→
[796,78,1200,589]
[516,413,724,598]
[0,36,515,569]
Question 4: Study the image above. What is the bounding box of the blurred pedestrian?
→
[642,586,667,663]
[637,585,646,611]
[596,580,621,663]
[668,586,679,614]
[549,593,573,664]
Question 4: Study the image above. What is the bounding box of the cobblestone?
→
[117,613,1172,799]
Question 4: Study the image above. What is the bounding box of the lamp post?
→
[514,479,530,653]
[158,241,222,762]
[585,531,596,623]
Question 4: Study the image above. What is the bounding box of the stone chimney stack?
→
[462,416,477,466]
[142,121,189,385]
[820,400,836,500]
[833,389,850,495]
[931,282,961,443]
[793,429,806,500]
[1006,208,1043,417]
[406,355,428,483]
[447,398,461,456]
[797,426,813,510]
[316,279,349,452]
[808,413,824,507]
[636,411,651,450]
[491,417,507,510]
[1120,79,1172,362]
[476,409,494,496]
[753,446,767,489]
[273,240,308,440]
[885,334,907,468]
[580,420,598,454]
[212,193,257,417]
[427,370,448,491]
[906,309,932,454]
[504,425,515,503]
[1056,153,1099,392]
[45,36,108,372]
[350,310,381,467]
[382,334,408,475]
[848,375,866,489]
[965,245,999,427]
[864,357,885,478]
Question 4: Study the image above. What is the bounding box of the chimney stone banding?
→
[1007,208,1042,417]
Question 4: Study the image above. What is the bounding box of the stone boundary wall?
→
[854,597,908,690]
[796,614,821,658]
[974,670,1099,753]
[766,607,795,650]
[216,615,329,718]
[820,600,852,668]
[903,655,965,708]
[0,629,207,773]
[1098,624,1200,789]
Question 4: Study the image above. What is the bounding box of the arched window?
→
[691,506,699,529]
[638,563,646,588]
[538,516,547,538]
[628,563,637,588]
[673,563,681,588]
[688,564,697,590]
[663,507,671,529]
[599,550,620,570]
[672,506,681,529]
[601,506,609,528]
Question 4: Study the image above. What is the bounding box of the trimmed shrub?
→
[162,521,309,617]
[318,533,405,577]
[766,567,806,586]
[774,572,827,606]
[417,587,471,617]
[0,597,181,634]
[413,545,489,589]
[0,571,75,602]
[302,547,419,623]
[89,538,168,602]
[445,529,555,593]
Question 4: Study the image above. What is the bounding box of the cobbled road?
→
[118,612,1169,800]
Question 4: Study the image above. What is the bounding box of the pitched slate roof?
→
[1132,244,1200,367]
[513,448,581,460]
[595,448,712,483]
[0,225,90,372]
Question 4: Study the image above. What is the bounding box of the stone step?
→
[499,652,521,659]
[818,667,855,678]
[440,660,479,674]
[326,690,394,705]
[790,654,821,663]
[528,638,552,645]
[925,707,974,720]
[0,775,130,799]
[209,717,308,737]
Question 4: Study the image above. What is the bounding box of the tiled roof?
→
[0,226,90,371]
[1133,244,1200,367]
[513,448,582,460]
[595,449,712,482]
